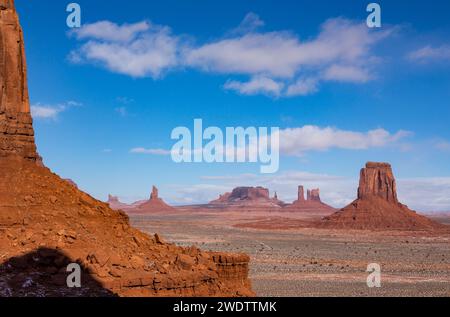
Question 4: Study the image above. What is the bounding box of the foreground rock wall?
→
[0,1,253,297]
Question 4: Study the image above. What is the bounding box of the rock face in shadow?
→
[320,162,446,231]
[0,2,253,297]
[0,2,40,163]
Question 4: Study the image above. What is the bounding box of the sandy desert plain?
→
[130,209,450,297]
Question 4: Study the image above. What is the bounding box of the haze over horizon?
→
[17,0,450,211]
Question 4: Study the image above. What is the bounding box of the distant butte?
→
[319,162,447,231]
[283,185,336,214]
[130,186,176,214]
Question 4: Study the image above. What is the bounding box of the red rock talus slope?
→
[283,185,336,214]
[320,162,447,231]
[0,2,253,297]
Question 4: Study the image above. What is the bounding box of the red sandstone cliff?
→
[0,0,40,163]
[0,2,253,297]
[320,162,446,231]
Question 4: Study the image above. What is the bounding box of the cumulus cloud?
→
[276,126,411,156]
[224,76,284,96]
[69,21,180,78]
[131,125,410,160]
[31,101,81,120]
[71,21,151,42]
[286,78,318,96]
[69,14,391,96]
[408,45,450,62]
[322,64,372,83]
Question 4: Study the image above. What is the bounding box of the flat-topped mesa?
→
[230,187,270,201]
[357,162,398,203]
[0,0,40,163]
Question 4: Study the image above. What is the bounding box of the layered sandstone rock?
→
[320,162,446,231]
[0,2,253,297]
[0,1,40,163]
[357,162,398,203]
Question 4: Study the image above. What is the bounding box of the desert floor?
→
[130,210,450,297]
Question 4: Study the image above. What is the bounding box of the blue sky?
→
[16,0,450,210]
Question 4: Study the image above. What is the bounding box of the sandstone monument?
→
[0,2,253,297]
[210,186,284,209]
[130,186,175,213]
[320,162,445,231]
[283,185,335,214]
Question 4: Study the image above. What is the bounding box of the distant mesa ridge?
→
[209,186,284,209]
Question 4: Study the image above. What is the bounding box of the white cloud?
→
[322,64,371,83]
[224,76,284,96]
[130,148,171,155]
[31,105,64,119]
[286,78,318,96]
[31,101,81,120]
[231,12,265,35]
[185,17,385,79]
[130,125,410,160]
[398,177,450,212]
[70,21,180,78]
[69,14,391,96]
[72,21,151,43]
[276,126,411,156]
[408,45,450,62]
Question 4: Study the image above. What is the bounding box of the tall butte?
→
[320,162,446,231]
[0,0,40,163]
[0,2,253,297]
